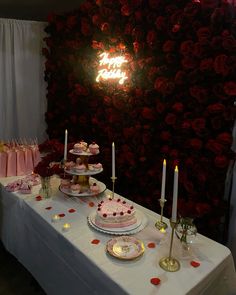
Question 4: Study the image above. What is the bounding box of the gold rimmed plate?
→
[106,236,145,260]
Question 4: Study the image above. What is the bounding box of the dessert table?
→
[0,176,236,295]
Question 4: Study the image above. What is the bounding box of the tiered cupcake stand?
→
[59,149,106,197]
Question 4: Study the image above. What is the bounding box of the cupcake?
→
[89,142,99,155]
[90,183,100,194]
[74,163,86,173]
[93,163,102,170]
[64,161,75,170]
[73,143,85,153]
[60,178,71,189]
[70,184,81,194]
[19,182,32,194]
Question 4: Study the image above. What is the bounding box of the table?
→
[0,176,236,295]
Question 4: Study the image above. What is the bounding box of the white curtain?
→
[228,121,236,264]
[0,18,47,143]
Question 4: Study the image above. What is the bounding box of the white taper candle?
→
[112,142,115,178]
[64,129,68,161]
[171,165,178,223]
[161,159,166,201]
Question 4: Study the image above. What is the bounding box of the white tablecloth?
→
[0,176,236,295]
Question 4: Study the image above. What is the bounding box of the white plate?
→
[65,167,103,176]
[88,209,148,235]
[59,177,106,197]
[69,149,99,156]
[106,236,145,260]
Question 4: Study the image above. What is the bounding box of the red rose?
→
[160,145,170,154]
[172,24,181,33]
[92,14,102,26]
[196,27,211,41]
[214,155,228,168]
[222,35,236,51]
[190,86,208,103]
[154,77,174,94]
[174,71,187,85]
[196,202,211,216]
[133,41,143,54]
[156,101,165,113]
[214,55,229,76]
[207,103,225,114]
[147,30,157,46]
[160,131,171,141]
[172,102,184,113]
[200,58,213,71]
[217,132,232,145]
[121,4,133,16]
[155,16,166,30]
[123,127,135,139]
[165,113,176,125]
[180,40,194,55]
[141,107,156,120]
[193,42,206,58]
[192,118,206,133]
[201,0,219,9]
[67,15,77,29]
[182,56,197,69]
[75,84,89,96]
[224,81,236,96]
[211,117,222,130]
[181,121,191,130]
[81,18,91,36]
[189,138,203,150]
[100,22,110,33]
[142,132,151,144]
[206,139,224,155]
[135,11,143,22]
[163,40,175,53]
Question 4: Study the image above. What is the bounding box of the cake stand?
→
[59,148,106,197]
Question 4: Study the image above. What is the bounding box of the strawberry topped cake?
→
[95,197,137,229]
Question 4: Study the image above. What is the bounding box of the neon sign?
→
[96,52,128,85]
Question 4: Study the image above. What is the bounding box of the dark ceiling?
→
[0,0,85,22]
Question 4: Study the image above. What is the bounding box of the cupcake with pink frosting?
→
[89,142,99,155]
[61,178,71,189]
[70,184,81,194]
[93,163,102,171]
[90,183,100,194]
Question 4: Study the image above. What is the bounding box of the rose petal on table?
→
[191,260,200,268]
[150,277,161,285]
[91,239,100,245]
[89,202,95,207]
[36,195,42,201]
[58,213,65,218]
[68,208,76,213]
[45,206,52,210]
[147,242,156,248]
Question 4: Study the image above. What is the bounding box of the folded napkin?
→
[0,152,7,177]
[6,150,17,177]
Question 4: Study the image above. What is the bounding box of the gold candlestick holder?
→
[155,199,168,230]
[111,176,117,199]
[159,219,180,272]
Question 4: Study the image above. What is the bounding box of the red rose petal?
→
[36,196,42,201]
[89,202,95,207]
[150,277,161,285]
[91,239,100,245]
[58,213,65,218]
[45,206,52,210]
[147,242,156,248]
[191,261,200,268]
[68,209,76,213]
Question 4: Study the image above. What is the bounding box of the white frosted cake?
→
[95,197,137,228]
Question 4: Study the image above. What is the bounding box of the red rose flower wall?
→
[43,0,236,242]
